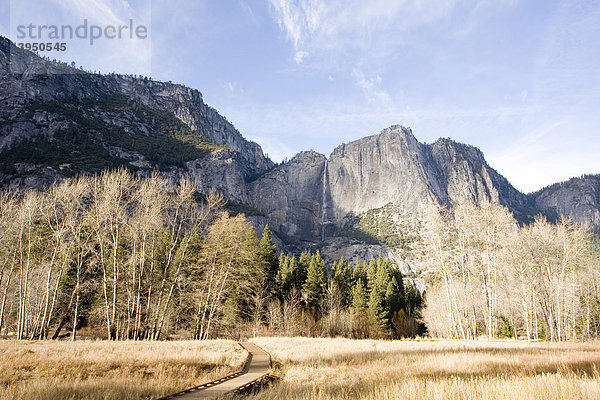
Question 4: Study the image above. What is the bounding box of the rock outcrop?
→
[248,151,326,243]
[0,36,273,195]
[323,126,530,234]
[1,35,598,261]
[531,175,600,230]
[244,126,535,251]
[326,126,440,224]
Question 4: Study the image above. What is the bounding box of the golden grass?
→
[248,337,600,400]
[0,339,246,400]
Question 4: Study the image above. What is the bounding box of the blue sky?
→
[2,0,600,192]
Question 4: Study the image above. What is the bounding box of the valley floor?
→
[0,340,245,400]
[247,337,600,400]
[2,337,600,399]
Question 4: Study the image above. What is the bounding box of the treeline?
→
[265,251,424,339]
[421,200,600,341]
[0,169,231,340]
[0,169,421,340]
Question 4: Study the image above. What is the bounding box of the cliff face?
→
[322,126,530,235]
[102,75,272,177]
[1,36,598,257]
[0,36,272,197]
[326,126,440,224]
[428,137,530,219]
[248,151,326,243]
[242,126,534,248]
[532,175,600,230]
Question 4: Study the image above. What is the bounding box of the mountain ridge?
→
[1,36,598,263]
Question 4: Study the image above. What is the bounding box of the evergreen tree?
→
[353,259,367,287]
[368,259,392,328]
[259,224,278,299]
[385,275,404,315]
[288,256,303,291]
[331,256,353,308]
[297,250,311,287]
[276,254,291,298]
[388,262,405,314]
[276,254,304,299]
[352,279,369,311]
[366,257,378,291]
[302,251,327,311]
[405,283,423,317]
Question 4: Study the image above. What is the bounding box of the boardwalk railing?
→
[157,341,273,399]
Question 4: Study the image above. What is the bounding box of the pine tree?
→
[366,257,378,291]
[276,254,304,299]
[369,259,391,328]
[259,224,278,299]
[331,256,353,308]
[352,279,369,311]
[388,262,405,314]
[276,254,291,298]
[302,251,327,311]
[353,259,367,287]
[288,256,303,291]
[298,250,311,287]
[385,275,404,315]
[405,283,423,317]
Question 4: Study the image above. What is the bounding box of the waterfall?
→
[321,159,328,241]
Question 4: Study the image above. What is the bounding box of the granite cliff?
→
[1,36,598,264]
[0,36,272,197]
[531,175,600,229]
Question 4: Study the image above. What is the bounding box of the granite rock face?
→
[323,126,530,235]
[2,35,599,259]
[248,151,326,243]
[428,136,530,218]
[532,175,600,230]
[241,126,534,251]
[103,75,272,177]
[0,36,273,195]
[326,126,439,225]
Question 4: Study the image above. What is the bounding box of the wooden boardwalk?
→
[158,342,272,399]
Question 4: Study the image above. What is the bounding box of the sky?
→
[1,0,600,192]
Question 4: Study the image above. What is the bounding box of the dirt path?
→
[159,342,272,399]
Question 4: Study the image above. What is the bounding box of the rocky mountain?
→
[248,151,326,243]
[531,175,600,229]
[248,126,533,243]
[246,125,543,265]
[326,126,531,225]
[0,36,273,196]
[1,36,598,265]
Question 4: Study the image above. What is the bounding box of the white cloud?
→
[223,82,235,92]
[294,50,308,63]
[268,0,481,65]
[351,69,391,105]
[8,0,152,75]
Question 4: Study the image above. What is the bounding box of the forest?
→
[0,168,598,341]
[0,169,419,340]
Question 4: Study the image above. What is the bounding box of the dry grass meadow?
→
[247,337,600,400]
[0,339,246,400]
[3,337,600,400]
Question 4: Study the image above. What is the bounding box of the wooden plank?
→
[160,342,272,400]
